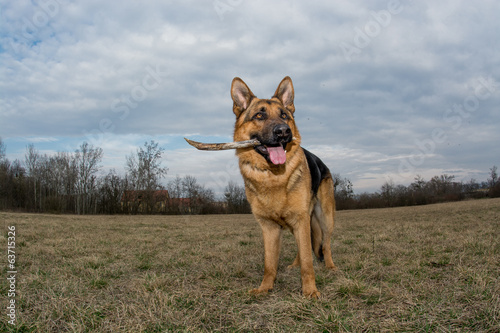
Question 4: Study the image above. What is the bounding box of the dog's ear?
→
[274,76,295,113]
[231,77,255,117]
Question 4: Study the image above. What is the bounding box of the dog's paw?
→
[303,288,321,299]
[325,263,337,271]
[249,287,271,296]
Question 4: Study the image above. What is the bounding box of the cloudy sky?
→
[1,0,499,195]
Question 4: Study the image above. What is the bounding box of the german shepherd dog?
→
[231,76,336,298]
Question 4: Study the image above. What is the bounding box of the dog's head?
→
[232,76,301,166]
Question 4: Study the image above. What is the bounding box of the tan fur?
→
[231,76,336,298]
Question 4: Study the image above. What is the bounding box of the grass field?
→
[1,198,500,332]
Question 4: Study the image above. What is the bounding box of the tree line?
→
[0,137,498,214]
[0,138,250,215]
[334,168,500,210]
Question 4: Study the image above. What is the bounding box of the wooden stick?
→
[184,138,261,151]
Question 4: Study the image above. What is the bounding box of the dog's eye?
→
[253,113,265,120]
[280,112,288,120]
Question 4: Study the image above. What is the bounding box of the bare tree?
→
[164,175,185,214]
[381,179,396,206]
[97,169,126,214]
[429,174,455,196]
[167,175,183,198]
[50,152,77,212]
[176,175,217,214]
[126,141,168,213]
[10,160,26,209]
[182,175,199,200]
[224,181,250,213]
[0,140,28,210]
[410,175,428,205]
[488,166,498,188]
[411,175,426,191]
[332,173,354,210]
[0,145,10,209]
[332,173,342,193]
[75,142,103,215]
[488,165,500,198]
[25,144,40,211]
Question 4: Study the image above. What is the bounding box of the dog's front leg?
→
[250,217,282,295]
[292,214,320,298]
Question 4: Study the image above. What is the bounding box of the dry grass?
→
[1,198,499,332]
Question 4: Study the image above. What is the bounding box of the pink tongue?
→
[267,146,286,165]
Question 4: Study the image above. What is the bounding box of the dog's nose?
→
[273,124,291,139]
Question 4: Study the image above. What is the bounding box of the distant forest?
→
[0,138,499,215]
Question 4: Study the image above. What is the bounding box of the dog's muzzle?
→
[253,124,293,165]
